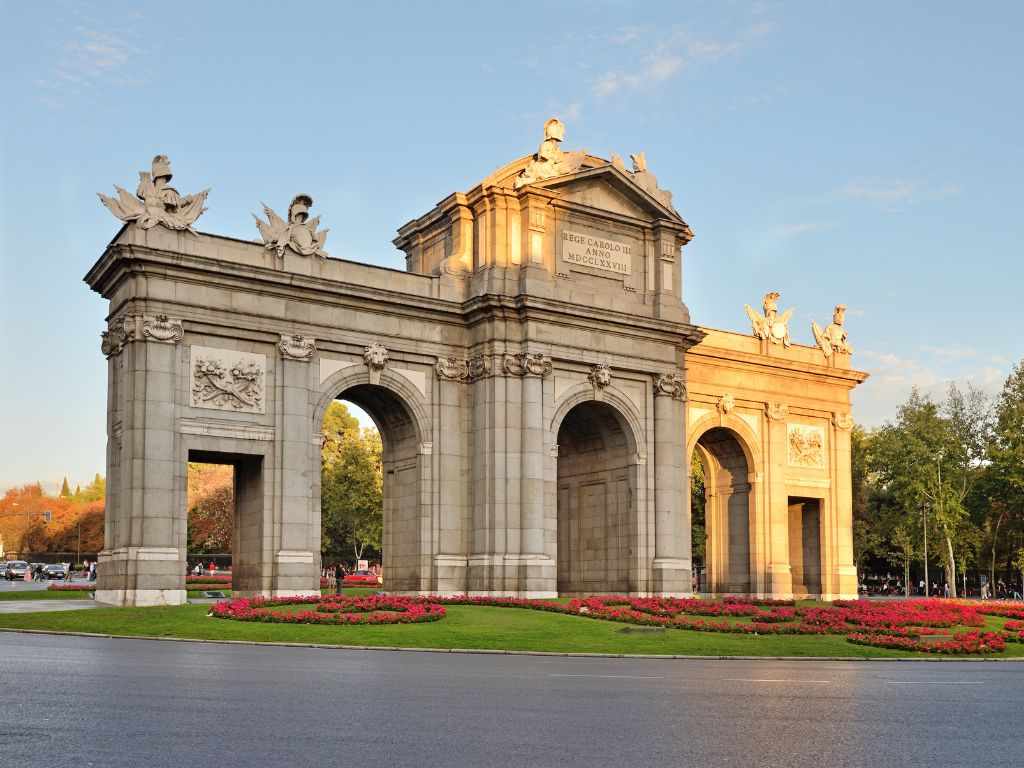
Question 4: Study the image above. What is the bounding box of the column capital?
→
[652,372,686,400]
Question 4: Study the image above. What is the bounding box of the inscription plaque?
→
[561,229,632,275]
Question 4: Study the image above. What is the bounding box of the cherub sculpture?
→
[514,118,587,189]
[744,292,793,347]
[253,194,328,258]
[97,154,209,232]
[812,304,853,358]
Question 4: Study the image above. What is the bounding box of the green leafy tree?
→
[690,452,706,566]
[870,385,991,598]
[320,402,383,561]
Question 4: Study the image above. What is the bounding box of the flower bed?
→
[210,594,445,625]
[47,584,96,591]
[209,592,1022,655]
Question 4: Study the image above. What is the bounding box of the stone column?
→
[433,356,469,594]
[764,403,794,600]
[510,352,556,598]
[830,411,858,599]
[96,314,186,607]
[651,373,691,596]
[272,334,319,598]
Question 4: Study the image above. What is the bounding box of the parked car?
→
[42,564,67,580]
[4,561,29,580]
[344,570,383,585]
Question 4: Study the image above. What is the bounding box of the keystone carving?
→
[363,343,389,371]
[588,364,612,389]
[254,194,328,258]
[652,373,686,400]
[717,393,736,415]
[278,334,316,361]
[832,411,854,430]
[765,403,789,421]
[435,356,470,382]
[140,314,184,344]
[503,352,552,377]
[97,154,209,232]
[744,292,793,347]
[812,304,853,359]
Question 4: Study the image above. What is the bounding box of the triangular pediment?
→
[527,164,687,226]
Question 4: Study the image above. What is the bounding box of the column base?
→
[651,558,693,596]
[94,589,187,607]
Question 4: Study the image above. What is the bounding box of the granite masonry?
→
[87,126,866,606]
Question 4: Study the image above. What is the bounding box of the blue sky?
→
[1,1,1021,491]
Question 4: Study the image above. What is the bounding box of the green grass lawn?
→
[0,599,1020,658]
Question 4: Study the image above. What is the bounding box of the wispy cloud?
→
[589,21,774,98]
[853,348,1010,426]
[33,15,150,109]
[775,221,834,238]
[838,179,962,207]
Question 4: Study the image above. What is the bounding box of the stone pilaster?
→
[96,315,187,607]
[764,403,794,600]
[651,373,691,595]
[269,337,319,598]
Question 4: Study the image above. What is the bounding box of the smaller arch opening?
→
[694,427,752,596]
[320,384,420,592]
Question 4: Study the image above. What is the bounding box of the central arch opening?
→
[556,400,636,595]
[694,427,752,595]
[320,383,421,593]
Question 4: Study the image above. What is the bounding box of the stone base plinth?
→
[651,558,693,597]
[94,588,187,607]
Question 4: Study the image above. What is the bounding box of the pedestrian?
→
[918,579,925,596]
[943,582,949,599]
[89,561,97,581]
[23,564,31,582]
[335,562,345,594]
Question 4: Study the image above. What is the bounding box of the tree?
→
[979,360,1024,586]
[320,402,382,560]
[870,385,991,598]
[59,477,71,498]
[187,463,233,554]
[690,452,706,567]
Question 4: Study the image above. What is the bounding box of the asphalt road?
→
[0,632,1021,767]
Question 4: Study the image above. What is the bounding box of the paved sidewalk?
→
[0,599,101,614]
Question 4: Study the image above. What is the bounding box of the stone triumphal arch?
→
[88,122,866,606]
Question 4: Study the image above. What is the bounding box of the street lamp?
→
[921,502,929,598]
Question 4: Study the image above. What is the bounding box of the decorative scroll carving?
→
[588,364,612,389]
[832,411,854,430]
[812,304,853,359]
[253,194,328,258]
[140,314,184,344]
[765,403,789,421]
[97,154,209,232]
[787,424,825,468]
[364,342,389,371]
[435,355,470,381]
[744,292,793,347]
[278,334,316,361]
[717,393,736,415]
[503,352,552,377]
[191,355,264,413]
[102,314,136,357]
[467,355,492,382]
[514,118,586,189]
[652,373,686,400]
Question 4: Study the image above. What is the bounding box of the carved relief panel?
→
[190,345,267,414]
[787,424,825,469]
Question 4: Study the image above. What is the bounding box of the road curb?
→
[1,626,1022,661]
